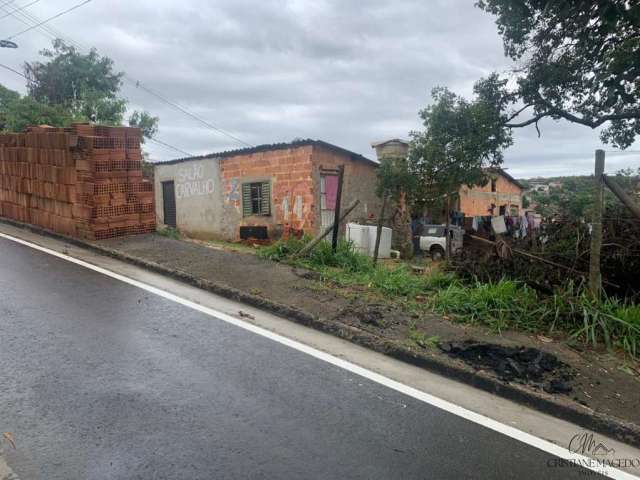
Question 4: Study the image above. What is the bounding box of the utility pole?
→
[331,165,345,252]
[589,150,605,299]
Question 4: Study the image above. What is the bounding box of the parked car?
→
[418,225,464,260]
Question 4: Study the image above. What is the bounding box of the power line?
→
[148,137,193,157]
[0,61,27,78]
[1,3,253,152]
[0,0,41,21]
[0,61,193,157]
[124,78,253,148]
[0,3,67,42]
[1,3,253,149]
[5,0,93,40]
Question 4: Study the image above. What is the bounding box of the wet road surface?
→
[0,237,605,479]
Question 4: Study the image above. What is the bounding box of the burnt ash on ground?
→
[440,341,575,394]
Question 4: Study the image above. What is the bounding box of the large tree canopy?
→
[24,39,126,125]
[477,0,640,148]
[0,40,158,142]
[0,84,72,132]
[409,79,513,209]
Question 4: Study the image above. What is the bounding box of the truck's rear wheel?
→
[430,245,445,261]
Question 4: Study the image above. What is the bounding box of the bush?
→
[432,278,640,358]
[430,279,548,333]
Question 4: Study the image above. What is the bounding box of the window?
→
[491,178,497,192]
[242,181,271,216]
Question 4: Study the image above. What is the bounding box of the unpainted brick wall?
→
[0,123,155,240]
[220,146,315,237]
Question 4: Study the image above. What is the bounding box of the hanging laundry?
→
[520,215,528,238]
[492,215,507,234]
[472,216,480,232]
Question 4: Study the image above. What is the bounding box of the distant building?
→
[153,140,381,241]
[529,182,550,194]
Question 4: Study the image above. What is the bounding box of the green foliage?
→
[376,155,416,200]
[530,170,640,220]
[157,226,181,240]
[2,95,73,132]
[260,237,640,358]
[1,40,159,136]
[432,278,640,358]
[409,329,440,349]
[257,235,309,261]
[430,279,546,333]
[409,81,513,211]
[551,284,640,358]
[129,110,159,143]
[25,39,126,125]
[476,1,640,149]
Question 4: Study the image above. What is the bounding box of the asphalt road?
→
[0,236,605,479]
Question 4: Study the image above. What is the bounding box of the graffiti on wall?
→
[176,164,215,199]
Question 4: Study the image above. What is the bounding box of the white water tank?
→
[367,225,392,259]
[346,224,392,259]
[346,223,370,255]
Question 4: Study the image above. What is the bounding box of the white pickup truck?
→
[418,225,464,260]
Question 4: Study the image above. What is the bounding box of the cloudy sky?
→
[1,0,638,177]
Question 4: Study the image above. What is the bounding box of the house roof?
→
[488,168,525,190]
[370,138,410,148]
[156,139,379,167]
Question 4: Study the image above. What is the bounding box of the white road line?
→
[1,231,637,480]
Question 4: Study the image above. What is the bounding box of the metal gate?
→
[162,181,177,228]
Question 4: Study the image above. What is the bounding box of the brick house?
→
[370,139,524,220]
[457,169,524,217]
[153,140,381,241]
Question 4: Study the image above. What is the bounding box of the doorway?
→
[162,181,177,228]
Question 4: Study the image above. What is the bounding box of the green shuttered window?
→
[242,181,271,217]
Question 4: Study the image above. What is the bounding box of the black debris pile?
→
[440,341,574,394]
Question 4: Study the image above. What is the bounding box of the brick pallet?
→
[0,123,156,240]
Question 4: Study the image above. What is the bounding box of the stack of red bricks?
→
[0,123,155,240]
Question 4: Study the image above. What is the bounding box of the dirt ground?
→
[99,234,640,437]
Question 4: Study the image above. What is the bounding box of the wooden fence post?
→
[589,150,605,299]
[373,195,388,266]
[331,165,345,252]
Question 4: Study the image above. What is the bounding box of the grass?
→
[409,330,440,349]
[260,237,458,300]
[429,279,549,333]
[259,237,640,359]
[157,226,180,240]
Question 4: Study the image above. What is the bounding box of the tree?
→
[409,82,513,256]
[477,0,640,149]
[0,84,72,132]
[0,84,20,130]
[24,39,126,125]
[128,110,159,143]
[376,154,417,259]
[1,40,159,140]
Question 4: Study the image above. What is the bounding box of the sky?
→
[0,0,638,178]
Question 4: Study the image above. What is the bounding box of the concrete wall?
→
[154,157,225,239]
[458,173,523,217]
